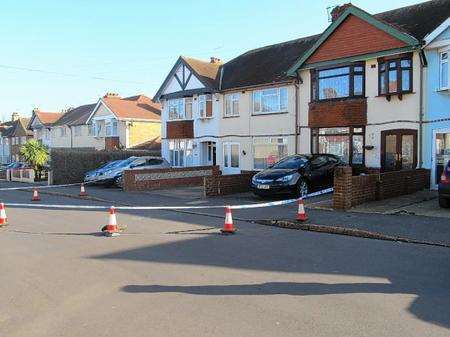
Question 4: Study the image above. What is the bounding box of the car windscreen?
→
[271,156,309,169]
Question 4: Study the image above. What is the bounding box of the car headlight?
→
[276,174,294,182]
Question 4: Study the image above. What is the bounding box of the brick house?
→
[47,94,161,151]
[28,109,63,148]
[1,113,33,162]
[289,2,450,172]
[155,1,450,175]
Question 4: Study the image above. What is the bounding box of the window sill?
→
[223,115,240,119]
[436,88,450,93]
[251,110,289,116]
[311,96,366,103]
[198,116,214,120]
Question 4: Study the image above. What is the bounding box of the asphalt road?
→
[0,187,449,337]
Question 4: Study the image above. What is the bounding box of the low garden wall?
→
[333,166,430,210]
[123,165,220,192]
[204,171,256,196]
[50,148,158,184]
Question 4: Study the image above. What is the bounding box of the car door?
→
[309,155,329,189]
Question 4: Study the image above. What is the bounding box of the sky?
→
[0,0,426,121]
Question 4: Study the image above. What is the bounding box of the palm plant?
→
[20,139,49,180]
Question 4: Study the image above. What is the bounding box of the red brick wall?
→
[123,165,220,191]
[166,120,194,139]
[306,15,407,64]
[204,171,256,196]
[333,167,430,210]
[309,98,367,127]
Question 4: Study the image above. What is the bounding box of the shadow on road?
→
[92,232,450,330]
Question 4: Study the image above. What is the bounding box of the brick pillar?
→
[333,166,353,210]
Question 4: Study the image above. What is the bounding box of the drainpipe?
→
[294,71,302,154]
[419,49,427,168]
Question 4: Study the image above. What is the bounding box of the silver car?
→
[93,156,170,188]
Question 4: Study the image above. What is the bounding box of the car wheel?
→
[296,179,309,198]
[115,176,123,189]
[439,196,450,208]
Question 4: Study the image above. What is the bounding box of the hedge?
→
[50,148,160,184]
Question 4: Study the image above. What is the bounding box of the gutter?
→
[294,72,302,154]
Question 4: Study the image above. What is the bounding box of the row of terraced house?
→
[154,0,450,189]
[0,93,162,162]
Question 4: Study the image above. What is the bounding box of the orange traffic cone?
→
[296,199,308,222]
[103,206,120,237]
[79,183,88,197]
[0,203,7,227]
[31,188,41,202]
[221,206,236,234]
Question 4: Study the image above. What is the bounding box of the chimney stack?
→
[11,112,20,121]
[330,3,351,22]
[103,92,120,99]
[210,57,222,64]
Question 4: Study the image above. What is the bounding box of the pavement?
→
[0,184,449,337]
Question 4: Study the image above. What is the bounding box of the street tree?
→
[20,139,49,180]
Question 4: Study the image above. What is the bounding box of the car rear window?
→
[147,159,164,165]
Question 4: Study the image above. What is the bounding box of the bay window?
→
[185,97,193,119]
[311,127,365,165]
[379,56,412,95]
[253,137,288,170]
[253,87,288,114]
[199,94,213,118]
[440,51,448,90]
[168,139,193,167]
[312,63,364,101]
[224,93,240,117]
[105,119,118,137]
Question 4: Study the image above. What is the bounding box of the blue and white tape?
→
[3,188,333,211]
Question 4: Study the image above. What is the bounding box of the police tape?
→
[3,188,333,211]
[0,182,91,191]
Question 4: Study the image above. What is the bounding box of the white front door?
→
[223,142,240,175]
[432,129,450,189]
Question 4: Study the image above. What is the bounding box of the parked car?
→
[438,160,450,208]
[2,162,27,171]
[85,156,170,187]
[84,160,124,184]
[251,154,345,198]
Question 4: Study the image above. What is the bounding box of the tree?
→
[20,139,49,180]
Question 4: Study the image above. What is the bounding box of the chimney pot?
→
[210,57,222,64]
[11,112,20,121]
[330,3,351,22]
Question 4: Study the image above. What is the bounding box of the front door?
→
[381,129,417,172]
[223,142,240,175]
[205,141,216,166]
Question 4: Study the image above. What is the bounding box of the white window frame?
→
[439,50,449,90]
[198,94,213,119]
[105,118,118,137]
[59,127,67,137]
[224,93,240,117]
[252,87,288,115]
[168,98,185,120]
[88,123,95,136]
[168,139,193,167]
[184,97,193,120]
[252,137,288,170]
[74,126,82,137]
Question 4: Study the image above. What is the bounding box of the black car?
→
[438,160,450,208]
[251,154,345,198]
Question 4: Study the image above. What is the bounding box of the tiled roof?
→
[2,118,33,137]
[374,0,450,40]
[181,56,222,90]
[52,103,96,127]
[102,95,161,121]
[34,111,63,126]
[220,34,320,90]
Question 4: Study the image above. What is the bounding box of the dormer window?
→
[378,56,412,96]
[312,63,365,101]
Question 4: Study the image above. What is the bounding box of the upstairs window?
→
[440,52,448,90]
[184,97,193,119]
[88,123,95,136]
[379,56,412,95]
[199,94,213,118]
[59,127,67,137]
[312,63,364,101]
[168,98,184,120]
[224,93,240,117]
[105,119,118,136]
[253,87,288,114]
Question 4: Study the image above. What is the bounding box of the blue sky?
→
[0,0,424,120]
